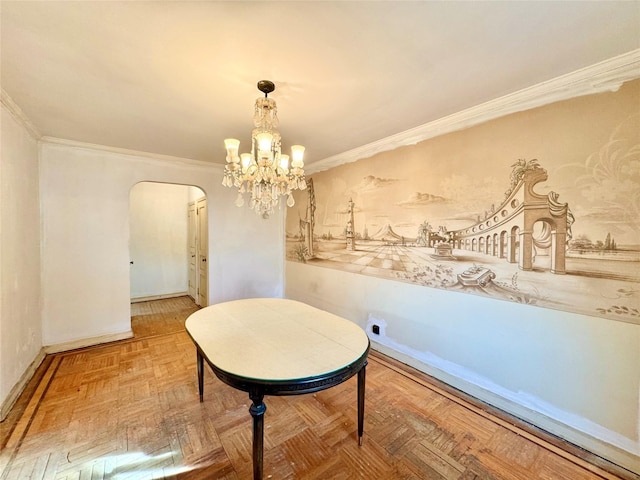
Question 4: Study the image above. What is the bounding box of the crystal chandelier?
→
[222,80,307,218]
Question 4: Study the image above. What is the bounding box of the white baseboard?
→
[0,348,46,421]
[369,338,640,475]
[44,330,134,354]
[130,291,189,303]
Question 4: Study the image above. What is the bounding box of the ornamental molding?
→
[307,48,640,174]
[40,136,221,171]
[1,88,41,140]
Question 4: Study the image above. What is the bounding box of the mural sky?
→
[295,110,638,248]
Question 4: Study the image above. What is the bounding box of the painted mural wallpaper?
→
[286,80,640,324]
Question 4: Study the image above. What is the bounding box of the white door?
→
[187,201,197,301]
[196,197,208,307]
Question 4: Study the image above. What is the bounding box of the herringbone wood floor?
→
[0,297,635,479]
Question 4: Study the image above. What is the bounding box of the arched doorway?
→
[129,182,207,307]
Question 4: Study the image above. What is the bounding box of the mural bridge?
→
[418,163,573,275]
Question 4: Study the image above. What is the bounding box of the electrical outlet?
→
[372,325,380,335]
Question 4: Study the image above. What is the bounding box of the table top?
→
[185,298,370,383]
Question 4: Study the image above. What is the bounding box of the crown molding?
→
[0,88,42,140]
[307,49,640,174]
[40,136,221,171]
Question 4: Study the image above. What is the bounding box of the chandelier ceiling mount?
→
[256,80,275,96]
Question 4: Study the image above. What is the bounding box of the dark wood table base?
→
[195,348,369,480]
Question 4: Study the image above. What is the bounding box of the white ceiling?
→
[1,1,639,166]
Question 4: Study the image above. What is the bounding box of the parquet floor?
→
[0,296,635,479]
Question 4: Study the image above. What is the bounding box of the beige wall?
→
[39,141,286,349]
[285,80,640,472]
[287,80,640,323]
[0,103,43,418]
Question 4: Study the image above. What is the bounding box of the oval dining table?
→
[185,297,370,480]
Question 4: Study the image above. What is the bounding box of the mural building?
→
[286,80,640,324]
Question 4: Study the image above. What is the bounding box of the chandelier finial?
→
[222,80,306,218]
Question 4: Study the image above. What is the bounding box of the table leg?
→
[357,361,367,446]
[249,391,266,480]
[197,350,204,402]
